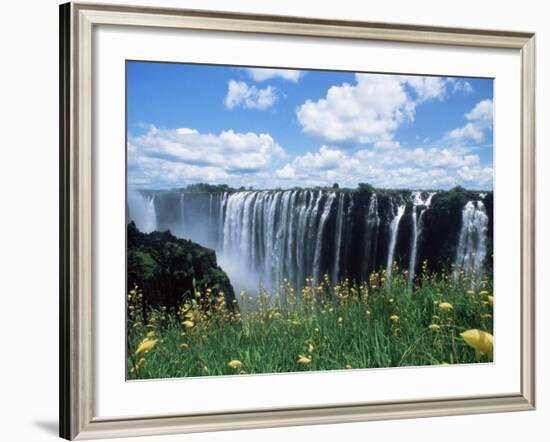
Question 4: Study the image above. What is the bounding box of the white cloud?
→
[450,79,473,95]
[446,122,484,143]
[402,76,447,102]
[128,154,233,187]
[128,125,286,186]
[275,164,296,179]
[271,143,489,189]
[457,166,494,186]
[296,74,414,144]
[245,68,303,82]
[374,140,401,149]
[445,99,493,143]
[296,73,479,146]
[295,74,461,145]
[465,98,493,123]
[292,146,349,171]
[129,125,492,189]
[224,80,278,110]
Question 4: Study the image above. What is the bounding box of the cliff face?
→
[127,222,235,309]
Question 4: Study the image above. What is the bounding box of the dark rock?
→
[127,222,235,309]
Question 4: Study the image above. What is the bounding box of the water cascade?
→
[332,193,346,285]
[454,200,489,283]
[128,188,492,295]
[408,192,437,285]
[386,203,406,278]
[313,193,336,284]
[363,193,380,280]
[127,190,157,233]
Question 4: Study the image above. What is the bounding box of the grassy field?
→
[127,262,494,379]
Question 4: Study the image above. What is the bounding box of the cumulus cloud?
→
[271,143,490,189]
[450,79,473,95]
[446,123,484,143]
[128,125,286,187]
[445,99,493,143]
[127,154,233,188]
[224,80,278,110]
[245,68,303,82]
[295,74,471,145]
[129,123,492,190]
[296,74,415,144]
[457,166,494,186]
[402,76,447,102]
[465,98,493,123]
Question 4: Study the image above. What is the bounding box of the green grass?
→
[127,264,494,379]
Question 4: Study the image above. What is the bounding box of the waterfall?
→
[363,193,380,279]
[218,192,228,249]
[386,202,406,278]
[296,191,315,289]
[129,188,491,296]
[408,191,437,285]
[127,189,157,233]
[313,193,336,285]
[454,200,489,283]
[332,193,346,284]
[217,190,342,292]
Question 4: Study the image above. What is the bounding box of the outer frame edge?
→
[520,34,536,409]
[63,3,537,440]
[59,2,72,440]
[74,394,533,440]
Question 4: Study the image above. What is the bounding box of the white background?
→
[0,0,547,441]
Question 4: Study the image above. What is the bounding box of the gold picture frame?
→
[59,2,536,439]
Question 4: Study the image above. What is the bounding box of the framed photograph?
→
[60,2,536,439]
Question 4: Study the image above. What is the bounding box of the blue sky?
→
[127,61,493,190]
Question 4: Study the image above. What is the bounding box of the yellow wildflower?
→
[479,290,489,296]
[488,296,494,305]
[439,302,453,312]
[182,320,194,329]
[135,338,157,355]
[338,317,343,323]
[481,313,493,319]
[146,331,155,337]
[307,343,314,353]
[345,364,352,369]
[390,314,399,322]
[466,290,475,296]
[227,359,242,369]
[297,355,312,365]
[460,329,494,359]
[180,343,189,349]
[130,357,145,373]
[428,324,441,332]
